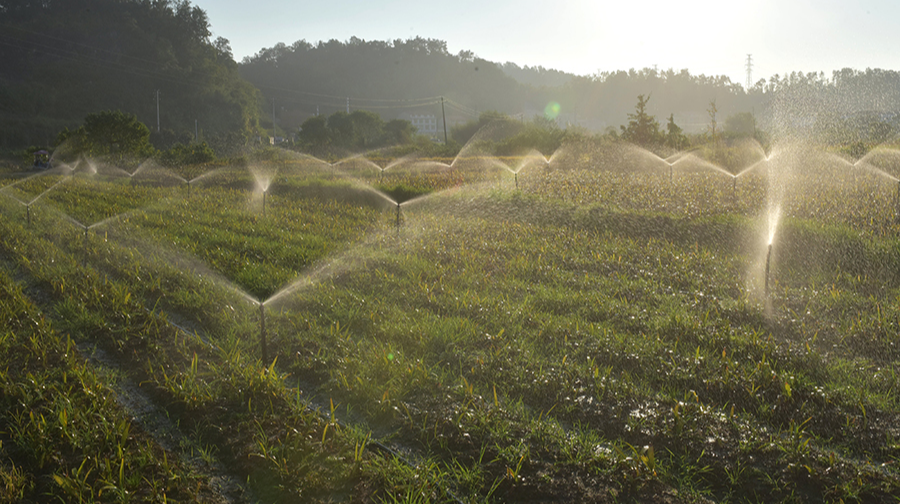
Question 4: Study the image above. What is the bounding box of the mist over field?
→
[2,1,900,503]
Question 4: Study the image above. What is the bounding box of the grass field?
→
[0,142,899,503]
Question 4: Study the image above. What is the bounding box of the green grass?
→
[1,144,899,503]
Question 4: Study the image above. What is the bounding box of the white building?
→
[408,114,438,137]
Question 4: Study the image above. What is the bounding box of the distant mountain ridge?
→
[2,1,898,149]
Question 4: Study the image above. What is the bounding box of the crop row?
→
[2,154,900,502]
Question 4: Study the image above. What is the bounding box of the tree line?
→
[2,1,898,159]
[0,0,261,153]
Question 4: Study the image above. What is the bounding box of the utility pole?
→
[272,98,276,140]
[745,54,753,91]
[440,96,448,144]
[155,90,160,132]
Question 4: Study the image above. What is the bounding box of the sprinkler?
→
[82,226,89,266]
[396,202,401,228]
[259,302,268,364]
[670,164,674,183]
[764,243,773,297]
[515,172,519,191]
[263,188,267,217]
[896,180,900,220]
[25,204,31,226]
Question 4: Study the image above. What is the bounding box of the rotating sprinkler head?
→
[764,243,773,297]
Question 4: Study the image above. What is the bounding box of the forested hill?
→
[0,0,261,150]
[2,0,899,151]
[500,62,576,88]
[239,36,900,138]
[237,37,526,134]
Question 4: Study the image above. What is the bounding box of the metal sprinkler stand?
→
[396,202,401,228]
[259,302,268,364]
[764,243,773,297]
[896,180,900,221]
[83,227,89,266]
[515,172,519,191]
[25,205,31,226]
[263,189,267,217]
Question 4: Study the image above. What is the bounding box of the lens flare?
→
[544,101,561,120]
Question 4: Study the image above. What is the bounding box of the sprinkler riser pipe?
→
[83,228,89,266]
[259,303,268,364]
[263,190,267,217]
[396,202,401,228]
[764,244,773,296]
[896,180,900,220]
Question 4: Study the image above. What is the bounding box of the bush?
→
[158,142,216,167]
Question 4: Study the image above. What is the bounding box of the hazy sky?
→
[203,0,898,87]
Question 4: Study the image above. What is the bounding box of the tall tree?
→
[707,100,719,143]
[665,113,688,149]
[620,94,661,146]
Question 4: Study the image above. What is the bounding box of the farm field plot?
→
[1,142,899,503]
